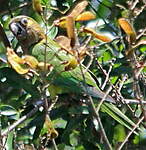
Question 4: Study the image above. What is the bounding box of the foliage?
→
[0,0,146,150]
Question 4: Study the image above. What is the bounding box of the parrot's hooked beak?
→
[9,22,27,39]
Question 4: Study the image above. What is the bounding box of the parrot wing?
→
[31,38,115,103]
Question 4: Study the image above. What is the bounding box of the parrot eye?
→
[20,18,28,26]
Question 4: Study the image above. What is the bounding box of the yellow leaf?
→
[65,56,78,71]
[54,17,67,28]
[69,0,88,18]
[8,59,29,74]
[7,47,29,74]
[7,47,25,64]
[37,62,53,71]
[54,0,88,28]
[32,0,43,15]
[23,55,39,69]
[83,27,112,42]
[44,116,58,139]
[76,11,96,21]
[118,18,136,42]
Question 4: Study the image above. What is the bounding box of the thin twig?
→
[124,99,146,104]
[135,60,146,79]
[117,74,128,93]
[52,139,59,150]
[48,96,58,112]
[1,102,43,137]
[130,0,139,10]
[133,4,146,19]
[88,96,113,150]
[117,116,144,150]
[136,27,146,40]
[101,63,113,90]
[0,2,31,16]
[96,85,113,113]
[83,53,94,74]
[96,59,107,76]
[77,46,112,149]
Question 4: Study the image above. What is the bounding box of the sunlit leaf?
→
[69,0,88,18]
[83,27,112,42]
[76,11,96,21]
[7,47,29,74]
[23,55,39,69]
[118,18,136,42]
[0,105,18,116]
[52,118,67,129]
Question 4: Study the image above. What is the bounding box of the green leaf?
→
[52,118,67,129]
[113,124,126,143]
[75,145,85,150]
[47,26,58,39]
[140,45,146,53]
[5,131,14,150]
[0,105,19,120]
[101,103,139,135]
[133,135,140,144]
[105,103,137,127]
[69,130,79,146]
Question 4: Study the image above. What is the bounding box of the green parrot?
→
[9,15,115,103]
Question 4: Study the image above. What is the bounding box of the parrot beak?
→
[9,22,27,39]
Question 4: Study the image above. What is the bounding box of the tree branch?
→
[117,116,144,150]
[88,96,113,150]
[1,101,43,137]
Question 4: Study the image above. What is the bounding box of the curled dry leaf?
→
[55,35,73,54]
[66,16,76,47]
[69,0,88,18]
[54,17,67,28]
[32,0,43,15]
[118,18,136,43]
[7,47,29,74]
[23,55,39,69]
[7,47,47,74]
[44,116,58,139]
[83,27,112,42]
[54,0,89,28]
[75,11,96,22]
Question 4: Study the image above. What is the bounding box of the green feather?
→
[31,37,114,103]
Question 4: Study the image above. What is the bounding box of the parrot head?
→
[9,15,45,52]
